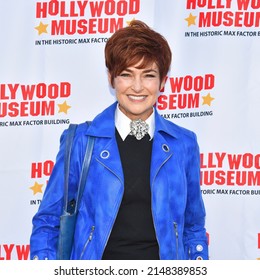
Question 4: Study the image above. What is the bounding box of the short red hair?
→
[105,20,172,86]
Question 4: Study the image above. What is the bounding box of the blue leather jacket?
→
[30,102,208,260]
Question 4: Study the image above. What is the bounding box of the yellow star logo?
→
[202,93,215,106]
[35,21,48,35]
[58,101,71,114]
[30,182,44,195]
[126,18,135,26]
[185,13,197,27]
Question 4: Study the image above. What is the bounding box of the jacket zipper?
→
[173,222,179,259]
[80,225,95,259]
[150,154,172,260]
[96,159,124,257]
[151,154,172,260]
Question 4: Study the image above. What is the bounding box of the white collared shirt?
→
[115,104,155,141]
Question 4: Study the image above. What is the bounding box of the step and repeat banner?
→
[0,0,259,260]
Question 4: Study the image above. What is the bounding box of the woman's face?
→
[111,62,165,120]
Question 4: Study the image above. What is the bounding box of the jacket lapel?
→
[95,137,124,186]
[150,132,173,187]
[86,102,124,185]
[150,110,179,187]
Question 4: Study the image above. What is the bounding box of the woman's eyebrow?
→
[143,69,158,73]
[123,68,158,73]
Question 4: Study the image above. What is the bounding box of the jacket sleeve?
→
[182,132,209,260]
[30,128,76,260]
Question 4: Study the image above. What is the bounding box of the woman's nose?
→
[131,77,143,92]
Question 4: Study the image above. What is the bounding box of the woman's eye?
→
[120,73,130,77]
[145,74,156,78]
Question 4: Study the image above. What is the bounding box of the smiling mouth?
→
[128,95,146,101]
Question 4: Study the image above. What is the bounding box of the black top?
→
[102,130,159,260]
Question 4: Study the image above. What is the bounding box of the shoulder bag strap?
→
[74,121,94,213]
[64,121,94,214]
[64,123,78,213]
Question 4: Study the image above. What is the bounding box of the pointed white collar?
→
[115,104,155,141]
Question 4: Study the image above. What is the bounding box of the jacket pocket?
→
[80,225,95,259]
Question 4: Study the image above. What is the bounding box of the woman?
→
[30,20,208,260]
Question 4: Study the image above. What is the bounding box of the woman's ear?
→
[159,76,167,91]
[108,72,114,88]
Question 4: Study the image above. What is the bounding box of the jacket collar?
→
[86,101,179,139]
[86,102,117,138]
[154,110,179,139]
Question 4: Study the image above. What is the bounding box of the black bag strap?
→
[64,121,94,214]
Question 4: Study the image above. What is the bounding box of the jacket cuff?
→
[31,250,56,260]
[188,243,209,260]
